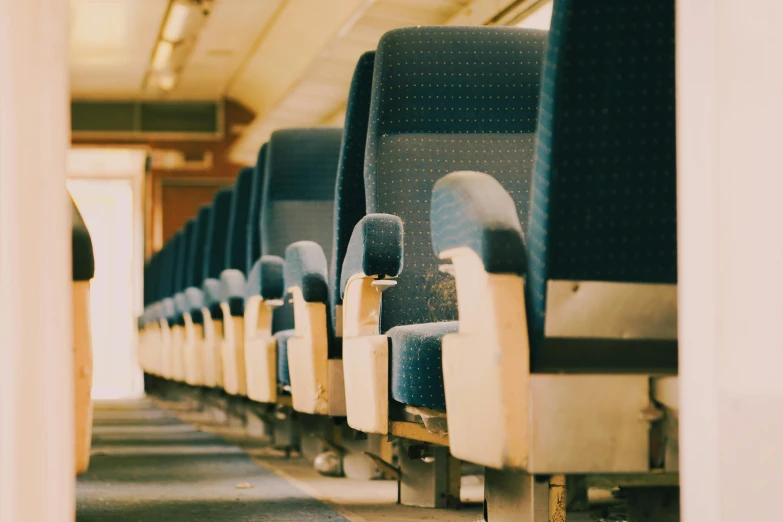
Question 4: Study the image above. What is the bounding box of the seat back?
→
[202,188,233,314]
[226,167,255,275]
[145,252,160,323]
[161,232,182,323]
[186,205,211,322]
[329,51,374,339]
[222,167,255,315]
[246,144,268,274]
[174,219,195,323]
[261,128,343,333]
[526,0,677,368]
[366,26,547,333]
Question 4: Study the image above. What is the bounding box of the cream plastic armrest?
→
[342,273,391,433]
[287,286,331,415]
[243,295,277,403]
[439,247,530,469]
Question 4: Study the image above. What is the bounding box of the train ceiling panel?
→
[228,0,474,164]
[68,0,547,163]
[70,0,168,98]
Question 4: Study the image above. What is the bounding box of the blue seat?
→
[221,167,255,316]
[173,220,195,326]
[202,188,233,319]
[278,54,376,415]
[185,206,211,327]
[341,27,547,414]
[245,143,267,299]
[525,0,677,370]
[144,242,171,376]
[243,141,290,404]
[260,129,343,388]
[329,51,374,345]
[159,231,182,380]
[140,250,161,375]
[200,187,234,388]
[387,322,457,412]
[220,167,256,395]
[428,0,677,473]
[182,206,211,385]
[171,219,196,381]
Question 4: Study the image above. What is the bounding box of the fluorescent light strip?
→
[162,2,192,42]
[158,72,176,91]
[151,41,173,71]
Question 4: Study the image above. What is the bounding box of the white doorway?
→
[67,148,147,400]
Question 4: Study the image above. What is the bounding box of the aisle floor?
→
[77,399,483,522]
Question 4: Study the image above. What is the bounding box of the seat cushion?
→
[388,321,458,412]
[275,329,295,386]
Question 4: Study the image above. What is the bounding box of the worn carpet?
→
[77,399,347,521]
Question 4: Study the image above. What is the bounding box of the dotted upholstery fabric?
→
[71,195,94,282]
[365,26,546,411]
[247,144,268,275]
[527,0,677,359]
[339,214,404,299]
[330,51,375,326]
[388,321,458,411]
[284,241,329,304]
[261,129,342,336]
[261,129,343,262]
[366,27,545,332]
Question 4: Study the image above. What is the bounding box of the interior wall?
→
[160,178,234,244]
[678,0,783,520]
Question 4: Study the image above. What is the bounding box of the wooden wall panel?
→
[160,180,233,245]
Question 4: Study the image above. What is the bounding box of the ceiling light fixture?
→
[158,72,177,91]
[151,41,173,71]
[161,1,192,43]
[145,0,213,94]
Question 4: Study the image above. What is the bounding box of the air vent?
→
[71,100,222,139]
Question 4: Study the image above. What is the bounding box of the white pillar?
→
[0,0,73,520]
[678,1,783,520]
